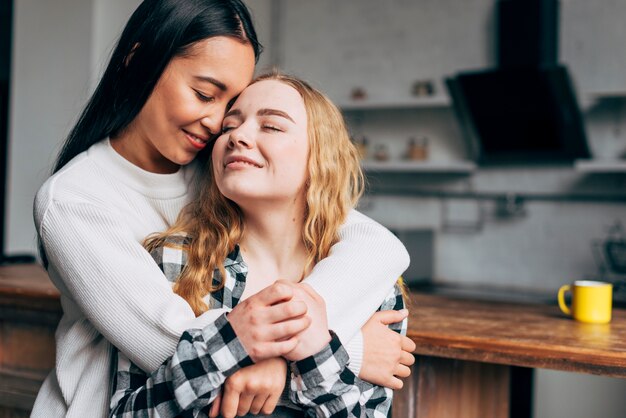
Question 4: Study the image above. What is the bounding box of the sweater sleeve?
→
[38,199,227,372]
[110,314,252,417]
[302,210,409,373]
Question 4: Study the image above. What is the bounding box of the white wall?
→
[243,0,275,73]
[279,0,495,104]
[7,0,94,254]
[561,0,626,94]
[91,0,141,89]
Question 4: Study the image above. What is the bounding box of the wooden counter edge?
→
[409,338,626,378]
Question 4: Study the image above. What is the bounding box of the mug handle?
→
[558,285,572,316]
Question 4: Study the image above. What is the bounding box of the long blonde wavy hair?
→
[145,72,364,315]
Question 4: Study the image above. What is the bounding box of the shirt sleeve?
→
[38,200,227,372]
[109,313,253,417]
[289,333,393,418]
[303,210,410,373]
[289,284,407,418]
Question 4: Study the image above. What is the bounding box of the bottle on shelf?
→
[373,143,390,161]
[406,136,429,161]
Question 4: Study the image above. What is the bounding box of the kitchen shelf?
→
[362,160,476,174]
[574,159,626,173]
[586,92,626,100]
[582,92,626,110]
[339,95,451,111]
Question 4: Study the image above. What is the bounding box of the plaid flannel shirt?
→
[109,236,407,417]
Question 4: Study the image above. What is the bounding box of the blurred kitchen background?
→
[2,0,626,417]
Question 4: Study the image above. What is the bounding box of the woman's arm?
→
[302,210,410,373]
[290,334,395,417]
[38,199,227,372]
[109,314,252,417]
[109,283,307,417]
[211,358,287,417]
[359,309,416,388]
[288,284,409,417]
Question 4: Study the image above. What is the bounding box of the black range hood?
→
[446,0,591,164]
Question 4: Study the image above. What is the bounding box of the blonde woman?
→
[109,73,414,417]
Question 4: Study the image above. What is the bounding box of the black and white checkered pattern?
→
[110,236,406,417]
[110,313,253,417]
[289,288,406,418]
[149,234,247,309]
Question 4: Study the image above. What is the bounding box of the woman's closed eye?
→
[193,89,215,103]
[262,124,283,132]
[222,123,283,134]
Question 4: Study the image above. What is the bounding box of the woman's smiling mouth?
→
[224,155,263,168]
[183,130,209,149]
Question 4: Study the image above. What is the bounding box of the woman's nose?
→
[228,129,252,149]
[200,116,221,136]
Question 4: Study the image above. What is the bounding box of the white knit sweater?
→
[31,139,409,418]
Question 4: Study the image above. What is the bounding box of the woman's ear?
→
[124,43,140,67]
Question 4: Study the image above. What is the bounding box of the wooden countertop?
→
[1,264,625,378]
[0,264,60,312]
[0,264,58,299]
[408,293,626,378]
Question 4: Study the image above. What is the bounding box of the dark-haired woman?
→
[32,1,410,417]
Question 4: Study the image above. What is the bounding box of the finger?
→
[209,392,221,418]
[264,300,308,323]
[375,309,408,325]
[400,350,416,367]
[401,335,417,352]
[236,393,255,417]
[253,282,295,306]
[394,364,412,378]
[249,394,270,415]
[267,316,311,340]
[297,283,322,301]
[388,376,404,391]
[220,386,240,418]
[261,393,281,415]
[249,337,299,360]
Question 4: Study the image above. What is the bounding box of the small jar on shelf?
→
[373,143,390,162]
[405,136,429,161]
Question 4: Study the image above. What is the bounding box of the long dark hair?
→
[53,0,261,173]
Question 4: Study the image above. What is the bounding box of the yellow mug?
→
[558,280,613,324]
